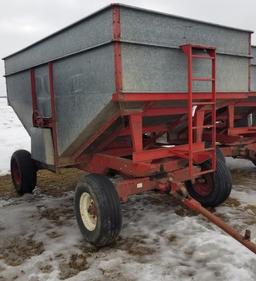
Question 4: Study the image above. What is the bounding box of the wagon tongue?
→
[170,183,256,255]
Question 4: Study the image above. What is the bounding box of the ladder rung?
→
[192,125,214,129]
[192,77,215,81]
[192,101,215,105]
[192,54,214,60]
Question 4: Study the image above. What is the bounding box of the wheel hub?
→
[80,192,97,231]
[193,176,213,197]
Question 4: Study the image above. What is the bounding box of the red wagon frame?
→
[26,5,256,254]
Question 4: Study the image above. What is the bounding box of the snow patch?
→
[0,98,30,175]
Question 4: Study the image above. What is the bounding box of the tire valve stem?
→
[243,229,251,240]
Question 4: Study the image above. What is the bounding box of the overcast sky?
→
[1,0,256,96]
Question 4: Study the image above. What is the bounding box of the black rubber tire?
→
[208,149,231,205]
[206,143,225,163]
[10,150,37,195]
[214,159,232,206]
[185,158,232,207]
[216,146,226,163]
[74,174,122,247]
[251,160,256,166]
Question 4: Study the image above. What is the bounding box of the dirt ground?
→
[0,169,84,199]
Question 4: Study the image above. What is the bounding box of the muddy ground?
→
[0,161,256,281]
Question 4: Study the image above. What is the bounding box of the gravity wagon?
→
[3,4,256,253]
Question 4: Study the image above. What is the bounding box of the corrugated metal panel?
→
[122,44,249,93]
[3,4,252,163]
[251,66,256,91]
[31,127,54,165]
[250,47,256,91]
[6,71,33,134]
[251,46,256,65]
[3,3,252,61]
[4,9,113,75]
[53,44,115,155]
[120,7,250,57]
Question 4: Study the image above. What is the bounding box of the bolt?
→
[244,229,251,240]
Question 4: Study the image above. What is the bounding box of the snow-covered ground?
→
[0,181,256,281]
[0,98,256,281]
[0,98,30,175]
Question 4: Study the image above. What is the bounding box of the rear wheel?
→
[216,146,225,163]
[185,158,232,207]
[10,150,37,195]
[74,174,122,247]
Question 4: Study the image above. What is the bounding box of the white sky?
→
[1,0,256,96]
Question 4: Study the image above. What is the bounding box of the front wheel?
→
[74,174,122,247]
[185,158,232,207]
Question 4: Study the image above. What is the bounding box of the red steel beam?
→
[183,45,193,177]
[113,92,249,102]
[116,177,157,202]
[215,133,241,144]
[228,127,256,135]
[48,62,59,166]
[115,167,198,202]
[129,113,143,153]
[228,105,234,129]
[112,5,122,93]
[194,109,205,143]
[84,153,155,177]
[101,147,132,157]
[235,102,256,107]
[83,153,185,177]
[143,107,188,116]
[133,143,204,162]
[181,197,256,254]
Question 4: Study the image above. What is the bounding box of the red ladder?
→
[181,44,216,178]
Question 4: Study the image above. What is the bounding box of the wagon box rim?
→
[2,3,253,61]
